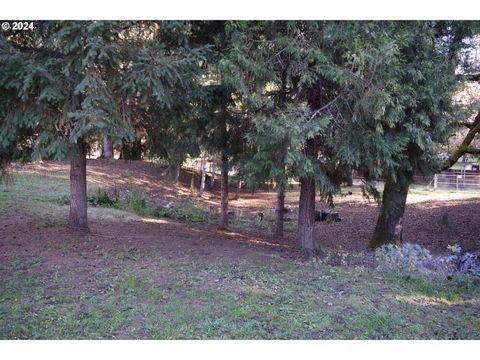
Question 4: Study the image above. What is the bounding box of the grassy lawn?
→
[1,253,479,339]
[1,169,480,339]
[0,172,70,218]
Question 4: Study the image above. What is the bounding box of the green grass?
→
[397,274,478,303]
[0,171,157,225]
[1,171,480,339]
[0,173,70,217]
[1,253,479,339]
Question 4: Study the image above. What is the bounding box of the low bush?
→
[56,187,120,208]
[88,188,120,208]
[152,203,218,223]
[126,191,150,215]
[376,243,480,278]
[375,243,431,272]
[56,187,219,224]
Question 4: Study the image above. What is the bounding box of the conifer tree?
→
[325,21,480,249]
[224,21,355,251]
[0,21,204,230]
[224,21,329,239]
[190,21,251,229]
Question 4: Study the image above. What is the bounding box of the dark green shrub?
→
[153,203,218,223]
[126,191,151,215]
[88,188,119,208]
[56,194,70,205]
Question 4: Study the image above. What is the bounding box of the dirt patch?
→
[0,216,283,270]
[5,160,480,256]
[0,214,290,301]
[225,192,480,255]
[309,195,480,254]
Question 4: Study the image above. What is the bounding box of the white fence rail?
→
[431,172,480,192]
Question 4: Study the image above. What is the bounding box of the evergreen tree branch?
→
[8,42,65,59]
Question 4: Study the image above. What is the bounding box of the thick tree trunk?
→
[369,175,411,250]
[102,134,113,159]
[219,153,229,229]
[298,176,321,254]
[297,138,321,254]
[275,184,285,238]
[199,155,207,197]
[69,139,89,231]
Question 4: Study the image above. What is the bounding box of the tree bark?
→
[442,111,480,170]
[199,155,207,197]
[346,168,353,187]
[275,184,285,238]
[69,139,89,231]
[274,147,286,238]
[369,175,411,250]
[210,160,215,188]
[102,134,113,159]
[297,138,321,254]
[234,179,242,200]
[298,176,321,254]
[174,164,181,184]
[219,152,229,229]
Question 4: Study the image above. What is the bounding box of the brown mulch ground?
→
[0,215,290,295]
[226,192,480,255]
[308,195,480,254]
[3,160,480,261]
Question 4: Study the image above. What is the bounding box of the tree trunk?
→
[234,179,241,200]
[69,139,89,231]
[298,176,321,254]
[120,139,142,160]
[174,164,181,184]
[346,168,353,187]
[274,147,286,238]
[32,137,41,162]
[199,155,207,197]
[210,160,215,188]
[297,138,321,254]
[102,134,113,159]
[219,152,229,229]
[369,175,411,250]
[275,184,285,238]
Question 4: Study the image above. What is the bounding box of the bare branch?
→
[442,110,480,170]
[309,95,341,120]
[463,146,480,155]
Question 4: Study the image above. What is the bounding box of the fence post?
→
[433,174,437,190]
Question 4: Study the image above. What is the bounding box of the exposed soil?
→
[0,214,291,301]
[3,159,480,263]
